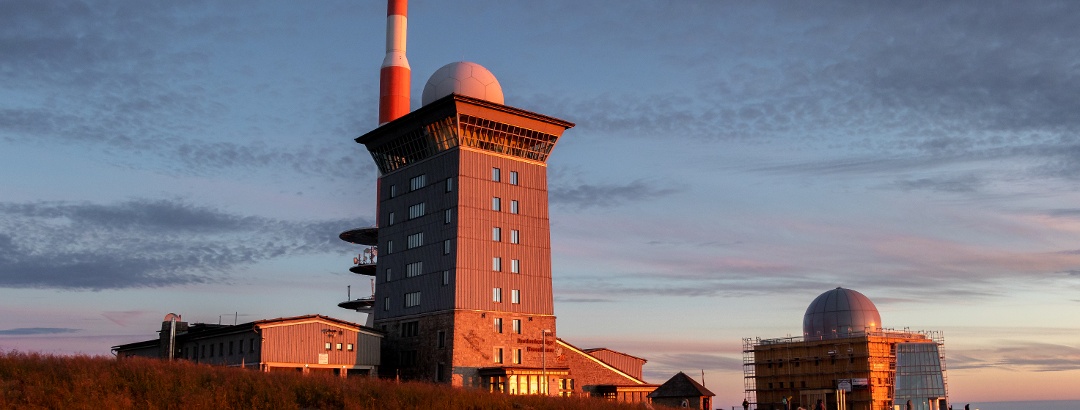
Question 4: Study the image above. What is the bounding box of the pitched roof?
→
[647,372,715,398]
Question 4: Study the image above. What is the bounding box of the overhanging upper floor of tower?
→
[356,94,574,175]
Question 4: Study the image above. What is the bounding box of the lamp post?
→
[541,329,550,395]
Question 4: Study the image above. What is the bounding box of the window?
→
[492,167,501,182]
[385,268,392,281]
[442,270,450,286]
[383,297,390,311]
[437,331,446,349]
[493,287,502,302]
[210,344,214,357]
[388,211,395,226]
[444,209,452,224]
[410,174,426,191]
[406,262,422,277]
[510,200,519,214]
[511,259,520,273]
[409,203,425,219]
[492,227,501,242]
[238,342,243,354]
[443,239,451,255]
[445,177,453,192]
[389,184,397,198]
[407,232,423,249]
[401,321,419,337]
[229,341,234,355]
[511,289,520,304]
[494,348,504,364]
[250,338,255,352]
[336,343,343,351]
[509,171,518,185]
[386,240,394,254]
[510,230,519,244]
[325,342,332,351]
[514,349,522,364]
[347,343,354,351]
[200,345,205,358]
[494,317,503,333]
[493,257,502,272]
[405,291,421,307]
[512,319,521,334]
[492,197,501,211]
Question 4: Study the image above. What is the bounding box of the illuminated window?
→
[492,197,501,211]
[325,342,332,351]
[510,230,519,244]
[513,349,522,364]
[510,200,519,214]
[347,343,354,351]
[492,227,501,242]
[512,319,521,334]
[493,287,502,302]
[509,171,518,185]
[336,343,343,351]
[494,348,504,364]
[494,317,503,333]
[492,167,501,182]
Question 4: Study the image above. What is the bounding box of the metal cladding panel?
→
[259,321,380,366]
[587,349,646,380]
[374,151,459,320]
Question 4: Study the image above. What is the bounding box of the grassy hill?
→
[0,351,652,409]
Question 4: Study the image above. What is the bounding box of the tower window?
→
[510,230,519,244]
[512,319,521,334]
[383,297,390,311]
[510,200,519,214]
[409,174,426,191]
[511,259,520,274]
[492,167,501,182]
[492,227,501,242]
[385,268,392,281]
[388,211,395,226]
[442,270,449,286]
[404,291,421,307]
[493,287,502,302]
[389,184,397,198]
[494,317,503,333]
[409,203,425,219]
[407,232,423,249]
[446,177,454,192]
[443,239,451,255]
[444,209,452,224]
[386,240,394,254]
[511,289,520,304]
[509,171,518,185]
[492,197,501,211]
[493,257,502,272]
[406,261,422,277]
[437,330,446,348]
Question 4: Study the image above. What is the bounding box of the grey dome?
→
[802,287,881,340]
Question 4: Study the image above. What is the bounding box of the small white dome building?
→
[802,287,882,340]
[421,61,504,106]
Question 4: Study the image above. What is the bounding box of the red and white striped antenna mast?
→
[379,0,410,124]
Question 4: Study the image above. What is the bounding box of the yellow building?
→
[743,288,948,410]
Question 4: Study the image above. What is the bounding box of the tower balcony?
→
[338,296,375,311]
[339,227,378,246]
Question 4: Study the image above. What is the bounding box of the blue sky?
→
[2,0,1080,403]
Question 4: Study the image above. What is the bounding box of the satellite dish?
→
[163,313,181,322]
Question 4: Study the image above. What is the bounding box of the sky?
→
[2,0,1079,404]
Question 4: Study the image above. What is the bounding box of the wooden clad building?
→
[112,314,382,377]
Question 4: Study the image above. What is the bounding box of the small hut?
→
[647,371,715,409]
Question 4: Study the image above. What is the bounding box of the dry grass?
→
[0,351,652,410]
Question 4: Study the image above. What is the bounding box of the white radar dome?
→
[421,61,504,106]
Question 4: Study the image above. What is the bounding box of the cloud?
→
[0,328,80,336]
[951,342,1080,372]
[891,174,986,194]
[550,179,681,209]
[0,199,365,290]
